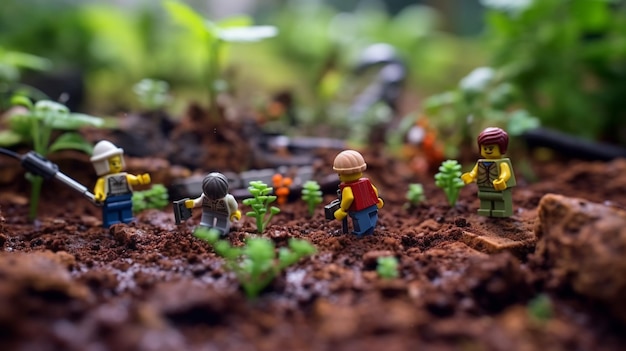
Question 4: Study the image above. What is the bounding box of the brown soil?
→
[1,148,626,350]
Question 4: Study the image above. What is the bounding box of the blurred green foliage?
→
[132,184,169,213]
[5,97,103,220]
[0,0,483,125]
[482,0,626,145]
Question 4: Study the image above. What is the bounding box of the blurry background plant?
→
[3,97,104,220]
[423,66,540,158]
[133,79,171,112]
[482,0,626,147]
[132,184,169,214]
[0,47,51,110]
[2,0,622,154]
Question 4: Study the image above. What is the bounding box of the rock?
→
[535,193,626,323]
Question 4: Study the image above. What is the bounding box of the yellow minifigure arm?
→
[185,195,203,209]
[493,162,511,191]
[225,194,241,221]
[334,187,354,221]
[372,184,384,209]
[94,178,106,202]
[126,173,151,186]
[461,164,478,185]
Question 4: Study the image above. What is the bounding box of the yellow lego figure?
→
[461,127,516,217]
[333,150,384,236]
[90,140,151,227]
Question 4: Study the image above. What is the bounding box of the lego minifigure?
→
[461,127,516,217]
[332,150,384,236]
[91,140,151,227]
[185,172,241,235]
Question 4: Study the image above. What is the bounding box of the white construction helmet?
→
[91,140,124,176]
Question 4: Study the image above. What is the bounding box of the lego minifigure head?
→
[202,172,229,199]
[333,150,367,182]
[90,140,125,176]
[477,127,508,159]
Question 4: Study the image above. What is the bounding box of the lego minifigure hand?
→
[140,173,151,185]
[230,210,242,221]
[184,199,194,209]
[334,208,348,221]
[95,192,105,202]
[461,172,474,185]
[493,179,507,191]
[377,198,384,209]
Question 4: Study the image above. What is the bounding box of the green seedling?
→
[527,294,553,325]
[376,256,399,279]
[405,183,426,207]
[133,79,170,111]
[301,180,323,217]
[435,160,465,206]
[132,184,169,214]
[194,228,316,298]
[242,180,281,233]
[3,97,104,220]
[163,0,277,120]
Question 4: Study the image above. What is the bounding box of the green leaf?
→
[10,95,33,109]
[0,130,24,147]
[270,206,281,215]
[288,239,316,256]
[48,132,93,154]
[49,113,104,130]
[163,0,213,40]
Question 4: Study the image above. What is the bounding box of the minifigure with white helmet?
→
[91,140,151,227]
[185,172,241,235]
[332,150,384,236]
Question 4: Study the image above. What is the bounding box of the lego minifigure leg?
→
[491,189,513,217]
[349,205,378,237]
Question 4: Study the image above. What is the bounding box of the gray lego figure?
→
[175,172,241,235]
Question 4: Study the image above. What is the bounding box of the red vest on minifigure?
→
[339,178,378,212]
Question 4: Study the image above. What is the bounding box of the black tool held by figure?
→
[324,190,348,234]
[173,198,193,225]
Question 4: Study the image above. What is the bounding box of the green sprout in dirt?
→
[376,256,399,279]
[301,180,323,217]
[2,96,104,220]
[405,183,426,208]
[435,160,465,207]
[132,184,169,214]
[194,228,316,298]
[242,180,281,233]
[133,79,170,111]
[164,0,277,120]
[527,294,553,325]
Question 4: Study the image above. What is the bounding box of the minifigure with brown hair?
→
[332,150,384,236]
[461,127,516,217]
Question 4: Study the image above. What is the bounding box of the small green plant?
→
[376,256,399,279]
[405,183,426,207]
[242,180,281,233]
[194,228,316,298]
[434,160,465,206]
[527,294,553,325]
[301,180,323,217]
[2,97,104,220]
[133,79,170,111]
[164,0,277,119]
[132,184,169,213]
